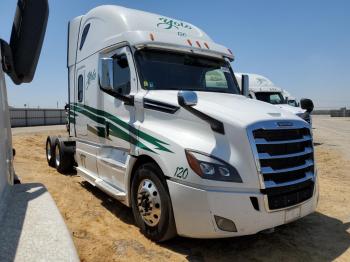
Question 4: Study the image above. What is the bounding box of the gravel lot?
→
[12,116,350,262]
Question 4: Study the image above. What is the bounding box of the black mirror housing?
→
[300,98,314,113]
[3,0,49,85]
[241,74,249,97]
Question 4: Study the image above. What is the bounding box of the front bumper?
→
[167,179,318,238]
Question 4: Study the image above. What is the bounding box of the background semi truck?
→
[235,73,313,125]
[46,5,318,242]
[0,1,78,260]
[282,89,299,107]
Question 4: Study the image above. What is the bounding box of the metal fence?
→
[10,108,66,127]
[312,110,331,115]
[330,107,350,117]
[313,108,350,117]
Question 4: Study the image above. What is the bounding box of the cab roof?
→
[69,5,233,66]
[235,73,283,93]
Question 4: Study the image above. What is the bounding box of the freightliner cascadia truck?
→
[235,73,314,126]
[282,90,300,107]
[46,5,318,242]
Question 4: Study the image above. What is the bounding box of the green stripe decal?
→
[71,103,166,154]
[87,124,108,139]
[78,104,171,152]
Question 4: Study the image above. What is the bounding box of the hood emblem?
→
[277,121,293,127]
[268,113,281,117]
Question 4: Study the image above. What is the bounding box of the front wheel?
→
[131,163,177,242]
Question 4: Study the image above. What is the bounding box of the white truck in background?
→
[235,73,313,126]
[46,5,318,242]
[282,90,299,107]
[0,1,78,260]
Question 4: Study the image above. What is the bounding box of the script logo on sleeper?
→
[157,17,192,30]
[87,70,96,87]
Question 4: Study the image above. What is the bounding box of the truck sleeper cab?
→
[46,5,318,241]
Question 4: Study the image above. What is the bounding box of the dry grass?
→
[12,129,350,262]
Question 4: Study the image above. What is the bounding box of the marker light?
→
[149,33,155,41]
[227,48,233,55]
[204,42,210,49]
[187,39,193,46]
[196,41,201,48]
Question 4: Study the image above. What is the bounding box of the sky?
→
[0,0,349,109]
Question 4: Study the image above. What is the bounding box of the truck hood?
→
[144,91,301,127]
[276,104,305,115]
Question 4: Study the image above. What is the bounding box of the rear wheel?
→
[54,138,74,174]
[46,136,57,167]
[131,162,177,242]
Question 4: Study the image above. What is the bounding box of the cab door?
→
[75,65,88,137]
[96,46,137,190]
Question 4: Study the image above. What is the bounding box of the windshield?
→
[255,92,285,105]
[288,100,298,107]
[135,49,240,94]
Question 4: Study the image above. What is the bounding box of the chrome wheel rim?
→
[55,145,60,167]
[46,141,52,160]
[137,179,161,227]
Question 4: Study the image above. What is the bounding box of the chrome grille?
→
[248,121,315,210]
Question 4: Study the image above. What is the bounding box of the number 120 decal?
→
[174,167,189,179]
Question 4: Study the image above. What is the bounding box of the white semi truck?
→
[282,90,299,107]
[235,73,313,126]
[46,5,318,242]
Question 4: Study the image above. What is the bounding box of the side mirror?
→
[178,91,198,107]
[1,0,49,85]
[300,98,314,113]
[113,55,131,96]
[98,57,133,105]
[99,58,114,91]
[241,74,249,97]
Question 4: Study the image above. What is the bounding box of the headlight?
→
[185,150,242,182]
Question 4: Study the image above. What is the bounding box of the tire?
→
[46,136,57,167]
[54,138,74,174]
[131,162,177,242]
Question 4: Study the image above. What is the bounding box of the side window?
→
[78,75,84,102]
[79,23,90,50]
[113,55,131,94]
[205,69,228,89]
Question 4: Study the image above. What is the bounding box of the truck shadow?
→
[160,212,350,262]
[80,181,134,225]
[0,183,49,261]
[78,178,350,261]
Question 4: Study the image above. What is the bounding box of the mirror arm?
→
[241,74,249,97]
[180,104,225,134]
[101,87,134,106]
[0,39,21,84]
[123,95,135,106]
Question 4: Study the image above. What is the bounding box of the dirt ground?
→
[12,116,350,262]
